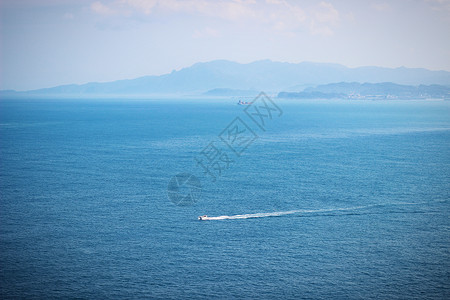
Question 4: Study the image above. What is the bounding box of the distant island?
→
[278,82,450,100]
[1,60,450,98]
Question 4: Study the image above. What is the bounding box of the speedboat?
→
[237,100,252,105]
[198,215,208,220]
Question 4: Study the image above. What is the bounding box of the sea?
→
[0,96,449,299]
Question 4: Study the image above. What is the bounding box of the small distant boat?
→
[237,100,252,105]
[198,215,208,220]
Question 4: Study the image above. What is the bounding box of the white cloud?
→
[309,2,339,36]
[263,0,338,36]
[119,0,158,15]
[314,2,339,23]
[265,0,283,4]
[89,0,340,36]
[162,0,258,21]
[90,0,258,20]
[91,1,116,15]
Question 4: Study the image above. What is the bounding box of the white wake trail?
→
[198,206,368,221]
[198,201,445,221]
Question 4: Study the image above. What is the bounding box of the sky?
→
[1,0,450,91]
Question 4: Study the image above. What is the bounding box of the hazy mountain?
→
[278,82,450,100]
[3,60,450,97]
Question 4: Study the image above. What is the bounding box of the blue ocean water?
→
[0,98,449,299]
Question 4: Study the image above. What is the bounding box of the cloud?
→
[265,0,283,4]
[309,2,339,36]
[262,0,339,36]
[120,0,158,15]
[89,0,340,36]
[90,0,258,20]
[159,0,259,21]
[258,0,307,35]
[198,1,255,20]
[91,1,117,15]
[314,2,339,23]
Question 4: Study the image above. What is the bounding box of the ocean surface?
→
[1,97,449,299]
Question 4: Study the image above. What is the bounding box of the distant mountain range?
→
[2,59,450,97]
[278,82,450,100]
